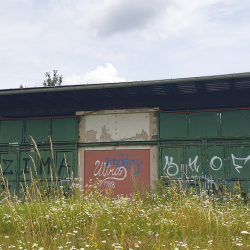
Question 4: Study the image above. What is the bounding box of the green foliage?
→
[0,179,250,249]
[0,139,250,249]
[43,70,63,87]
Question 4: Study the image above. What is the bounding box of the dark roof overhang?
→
[1,72,250,118]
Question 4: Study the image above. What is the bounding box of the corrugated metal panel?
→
[84,149,150,195]
[159,113,187,139]
[159,110,250,139]
[56,151,75,179]
[0,152,17,181]
[228,146,250,180]
[52,118,78,142]
[189,112,218,138]
[185,145,203,178]
[0,120,23,143]
[25,119,50,143]
[221,110,250,137]
[0,117,78,193]
[161,147,183,178]
[159,109,250,195]
[19,151,36,181]
[206,145,225,179]
[36,150,53,179]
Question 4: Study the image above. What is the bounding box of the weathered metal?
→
[84,149,150,195]
[159,110,250,195]
[0,117,78,193]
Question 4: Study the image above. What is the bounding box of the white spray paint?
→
[94,160,127,186]
[231,154,250,173]
[164,156,179,176]
[210,156,222,171]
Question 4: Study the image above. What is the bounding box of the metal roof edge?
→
[1,72,250,96]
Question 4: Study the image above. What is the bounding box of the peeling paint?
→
[130,129,148,141]
[85,130,98,142]
[100,125,112,141]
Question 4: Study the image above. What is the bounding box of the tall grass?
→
[0,142,250,249]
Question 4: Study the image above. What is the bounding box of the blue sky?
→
[0,0,250,89]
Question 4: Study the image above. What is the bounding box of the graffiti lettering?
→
[94,160,127,185]
[164,156,179,176]
[58,157,70,176]
[1,183,11,190]
[189,156,200,172]
[164,153,250,175]
[22,158,30,174]
[2,159,13,175]
[105,155,142,176]
[231,154,250,173]
[102,180,115,189]
[40,157,51,175]
[210,156,222,171]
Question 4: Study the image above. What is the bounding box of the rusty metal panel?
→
[0,120,23,143]
[221,110,250,137]
[189,112,218,138]
[25,119,50,143]
[159,113,187,139]
[84,149,150,196]
[52,118,78,142]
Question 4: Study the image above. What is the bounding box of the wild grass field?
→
[0,137,250,249]
[1,176,250,250]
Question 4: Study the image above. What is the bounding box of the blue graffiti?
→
[105,154,143,176]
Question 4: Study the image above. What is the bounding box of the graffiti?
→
[94,160,127,184]
[164,156,179,176]
[84,150,150,195]
[58,157,70,176]
[22,158,30,174]
[102,180,116,189]
[2,160,14,175]
[39,157,51,175]
[105,154,143,176]
[1,156,71,177]
[164,153,250,176]
[231,154,250,173]
[210,156,222,171]
[188,156,199,172]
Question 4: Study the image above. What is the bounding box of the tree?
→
[43,70,63,87]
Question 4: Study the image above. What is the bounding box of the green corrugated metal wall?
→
[0,117,78,194]
[159,110,250,195]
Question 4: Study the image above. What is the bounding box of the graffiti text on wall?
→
[164,154,250,176]
[1,156,71,177]
[94,154,143,188]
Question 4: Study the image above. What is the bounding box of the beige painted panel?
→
[77,108,158,143]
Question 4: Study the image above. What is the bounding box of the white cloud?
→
[64,63,126,85]
[0,0,250,89]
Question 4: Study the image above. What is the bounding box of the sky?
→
[0,0,250,89]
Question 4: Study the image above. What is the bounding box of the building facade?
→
[1,72,250,195]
